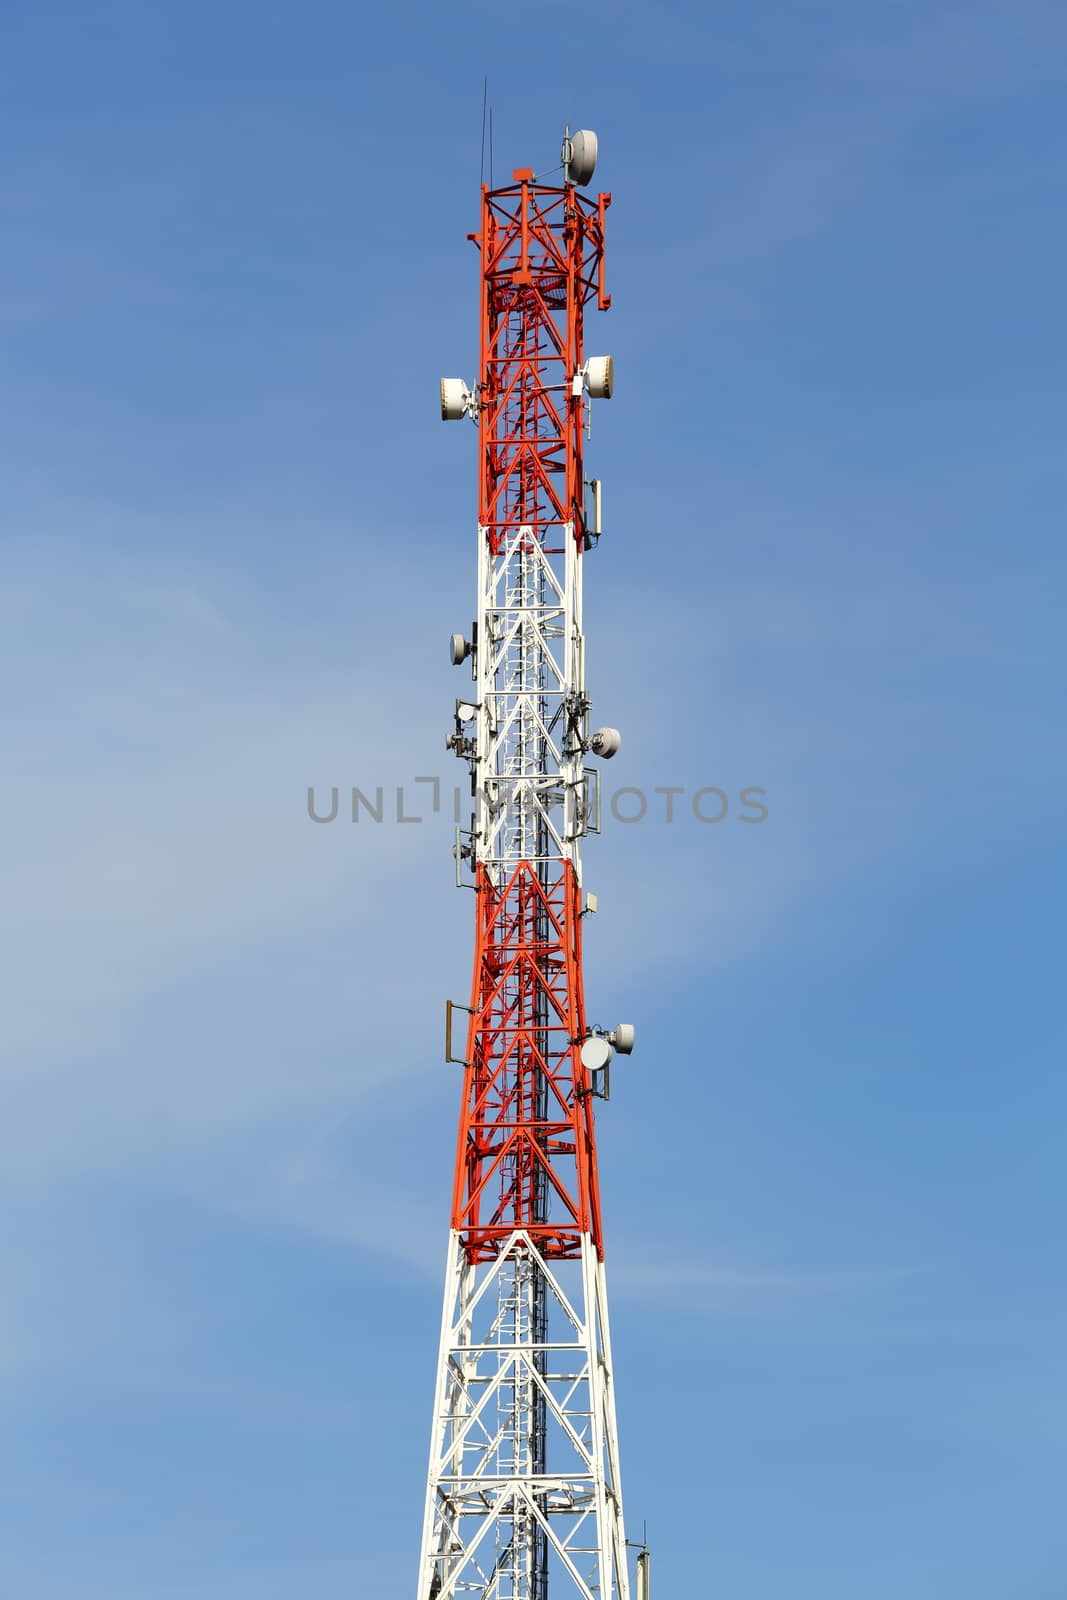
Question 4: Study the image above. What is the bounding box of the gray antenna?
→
[480,76,488,185]
[561,126,598,186]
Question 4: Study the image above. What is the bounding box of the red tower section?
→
[451,173,611,1265]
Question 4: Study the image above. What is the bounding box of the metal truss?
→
[474,522,587,877]
[451,858,602,1263]
[421,164,626,1600]
[418,1231,627,1600]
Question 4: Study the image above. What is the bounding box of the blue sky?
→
[2,1,1065,1595]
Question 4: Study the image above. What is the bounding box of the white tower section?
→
[472,522,588,877]
[417,1232,628,1600]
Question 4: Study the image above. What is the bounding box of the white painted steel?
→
[469,523,590,883]
[416,1231,629,1600]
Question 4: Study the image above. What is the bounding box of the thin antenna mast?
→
[480,76,488,185]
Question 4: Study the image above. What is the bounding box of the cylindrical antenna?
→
[480,76,488,185]
[636,1549,651,1600]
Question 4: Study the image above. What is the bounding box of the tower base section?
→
[417,1230,629,1600]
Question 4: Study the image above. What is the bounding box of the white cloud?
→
[610,1257,927,1309]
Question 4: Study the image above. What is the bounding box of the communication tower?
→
[419,125,640,1600]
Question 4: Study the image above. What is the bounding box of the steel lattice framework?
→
[418,148,628,1600]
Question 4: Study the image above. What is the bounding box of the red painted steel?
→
[476,178,610,556]
[450,177,611,1265]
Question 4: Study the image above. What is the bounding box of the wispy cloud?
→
[610,1257,928,1309]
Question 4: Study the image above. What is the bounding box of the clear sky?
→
[2,2,1065,1596]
